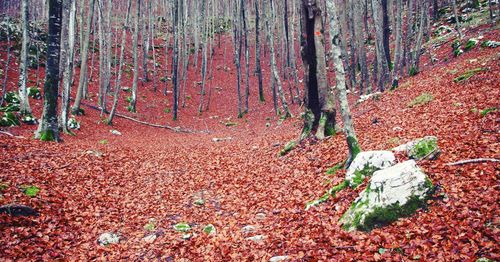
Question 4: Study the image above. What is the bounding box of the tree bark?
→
[60,0,76,133]
[327,0,361,167]
[130,0,141,113]
[371,0,390,92]
[36,0,63,142]
[18,0,33,117]
[354,0,371,94]
[106,0,132,125]
[71,0,95,115]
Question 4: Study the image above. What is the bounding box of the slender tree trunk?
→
[354,0,371,94]
[36,0,63,142]
[242,0,250,113]
[198,0,208,112]
[72,0,95,115]
[381,0,391,67]
[372,0,390,92]
[19,0,33,117]
[60,0,76,133]
[327,0,361,167]
[268,0,291,118]
[130,0,141,113]
[107,0,132,125]
[391,0,403,88]
[452,0,463,39]
[142,0,150,83]
[254,0,265,102]
[171,0,180,120]
[233,0,243,117]
[412,1,428,74]
[0,17,11,107]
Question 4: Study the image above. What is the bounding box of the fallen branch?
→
[0,204,39,217]
[77,101,207,134]
[446,158,500,166]
[0,131,14,137]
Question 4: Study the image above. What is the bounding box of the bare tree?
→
[60,0,77,133]
[19,0,33,118]
[36,0,63,142]
[130,0,141,113]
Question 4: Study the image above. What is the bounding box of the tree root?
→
[446,158,500,166]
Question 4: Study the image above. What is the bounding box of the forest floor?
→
[0,17,499,260]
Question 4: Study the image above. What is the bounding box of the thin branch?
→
[446,158,500,166]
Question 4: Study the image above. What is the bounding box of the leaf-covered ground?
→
[0,19,499,260]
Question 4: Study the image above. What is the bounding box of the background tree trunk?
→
[18,0,33,117]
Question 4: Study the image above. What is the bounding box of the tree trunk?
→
[254,0,265,102]
[300,0,335,140]
[268,0,291,118]
[452,0,463,39]
[412,1,428,74]
[371,0,390,92]
[242,0,250,114]
[60,0,76,133]
[107,0,132,125]
[130,0,141,113]
[71,0,95,115]
[327,0,361,167]
[0,17,11,107]
[391,0,403,88]
[36,0,63,142]
[18,0,33,117]
[354,0,371,94]
[171,0,180,120]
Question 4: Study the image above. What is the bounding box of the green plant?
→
[453,68,486,83]
[164,108,171,113]
[21,185,40,197]
[173,222,191,232]
[0,112,20,127]
[408,93,434,108]
[28,87,41,99]
[99,139,108,145]
[411,139,438,159]
[480,107,497,117]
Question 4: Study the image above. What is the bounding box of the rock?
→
[392,136,440,160]
[98,232,120,246]
[246,235,265,243]
[241,225,257,234]
[143,234,157,243]
[269,256,289,262]
[340,160,433,231]
[392,126,403,132]
[255,213,266,220]
[173,222,191,232]
[357,92,382,104]
[110,130,122,136]
[346,151,396,188]
[212,137,232,142]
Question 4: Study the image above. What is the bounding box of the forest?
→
[0,0,498,260]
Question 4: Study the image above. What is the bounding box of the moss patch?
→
[454,68,486,83]
[21,185,40,197]
[279,141,296,156]
[408,93,434,108]
[409,138,439,160]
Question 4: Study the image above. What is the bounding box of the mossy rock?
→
[0,112,20,127]
[454,68,486,83]
[340,161,433,231]
[408,93,433,108]
[345,151,396,188]
[408,136,440,160]
[27,87,42,99]
[4,92,20,104]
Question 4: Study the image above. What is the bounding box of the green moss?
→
[173,222,191,232]
[464,38,478,51]
[21,185,40,197]
[164,108,171,114]
[349,165,379,189]
[0,183,8,191]
[410,138,438,160]
[0,112,20,127]
[203,224,216,235]
[4,92,20,104]
[408,93,433,108]
[99,139,108,145]
[480,107,497,117]
[28,87,41,99]
[326,162,345,175]
[408,66,418,76]
[39,130,56,141]
[300,110,314,140]
[357,195,428,231]
[481,40,500,48]
[279,141,296,156]
[453,68,486,83]
[347,136,361,164]
[0,104,20,112]
[306,180,348,210]
[224,122,237,127]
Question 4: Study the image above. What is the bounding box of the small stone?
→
[241,225,257,234]
[269,256,289,262]
[98,232,120,246]
[173,222,191,232]
[255,213,266,220]
[203,224,216,235]
[246,235,265,243]
[392,126,403,132]
[143,234,157,243]
[110,130,122,136]
[193,199,205,206]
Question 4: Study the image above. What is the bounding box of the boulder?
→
[392,136,440,160]
[346,151,396,188]
[98,232,120,246]
[269,256,289,262]
[110,130,122,136]
[340,160,433,231]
